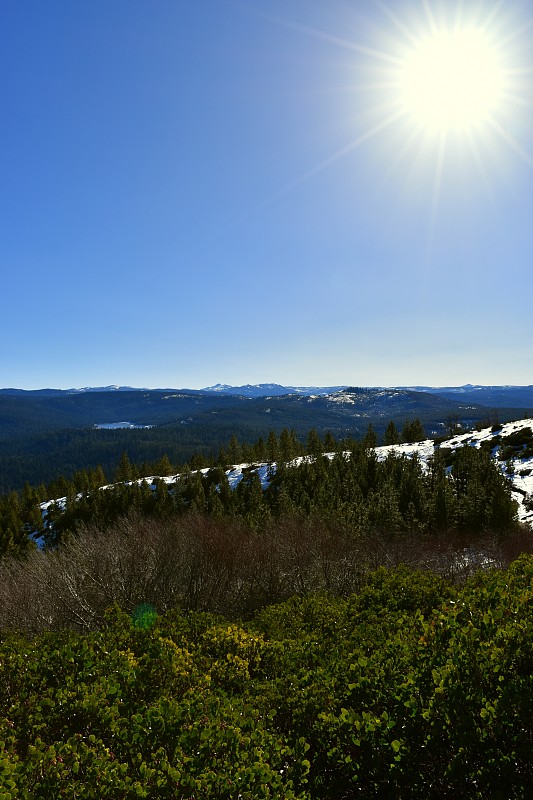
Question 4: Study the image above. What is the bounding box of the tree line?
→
[44,436,517,550]
[0,421,427,558]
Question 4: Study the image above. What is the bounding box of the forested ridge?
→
[0,419,532,797]
[0,386,521,493]
[0,419,527,559]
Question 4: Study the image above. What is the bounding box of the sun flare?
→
[398,27,504,134]
[262,0,532,228]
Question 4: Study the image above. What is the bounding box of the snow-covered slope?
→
[375,419,533,525]
[39,419,533,533]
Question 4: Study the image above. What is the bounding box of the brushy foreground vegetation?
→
[1,557,533,798]
[0,424,532,796]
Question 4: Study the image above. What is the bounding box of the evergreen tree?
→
[401,418,426,443]
[253,436,266,462]
[324,431,338,453]
[72,470,90,493]
[266,431,280,462]
[153,478,173,517]
[89,465,107,490]
[46,475,73,500]
[206,482,225,518]
[410,418,426,442]
[228,434,242,465]
[363,423,377,449]
[154,454,173,477]
[306,428,323,457]
[190,452,208,470]
[279,429,299,462]
[115,452,133,482]
[217,446,228,467]
[384,420,400,446]
[241,443,254,464]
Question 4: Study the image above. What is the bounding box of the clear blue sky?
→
[2,0,532,389]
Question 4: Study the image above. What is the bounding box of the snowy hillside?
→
[374,419,533,526]
[40,419,533,534]
[209,418,533,525]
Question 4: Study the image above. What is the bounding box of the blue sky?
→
[2,0,532,390]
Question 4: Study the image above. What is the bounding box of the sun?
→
[397,27,505,135]
[256,0,532,222]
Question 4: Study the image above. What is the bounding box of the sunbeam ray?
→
[422,0,440,36]
[495,17,533,50]
[466,130,498,212]
[372,0,420,46]
[478,0,506,33]
[501,91,532,109]
[252,9,402,65]
[425,133,448,266]
[266,108,408,204]
[488,117,533,168]
[215,107,408,238]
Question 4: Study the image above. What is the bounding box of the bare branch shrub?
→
[0,512,531,634]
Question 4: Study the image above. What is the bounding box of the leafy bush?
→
[2,559,533,797]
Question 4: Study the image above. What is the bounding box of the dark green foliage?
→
[401,417,426,443]
[2,383,522,493]
[2,559,533,797]
[384,420,400,445]
[350,563,453,616]
[447,445,518,531]
[0,424,521,560]
[305,428,323,457]
[363,423,377,448]
[0,614,310,798]
[114,452,135,482]
[498,426,533,461]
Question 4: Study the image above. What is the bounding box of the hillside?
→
[0,384,524,492]
[37,417,533,546]
[0,415,525,635]
[404,384,533,409]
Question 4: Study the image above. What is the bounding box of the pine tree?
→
[154,454,173,477]
[306,428,323,457]
[241,443,254,463]
[279,428,301,462]
[228,434,242,465]
[253,436,266,462]
[410,418,426,442]
[72,470,90,493]
[266,431,280,462]
[90,465,107,489]
[363,423,377,449]
[217,446,228,467]
[115,452,133,482]
[324,431,338,453]
[384,420,400,446]
[206,483,225,518]
[402,418,426,443]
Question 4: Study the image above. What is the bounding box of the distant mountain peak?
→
[200,383,347,398]
[203,383,234,392]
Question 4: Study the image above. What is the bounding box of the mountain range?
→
[3,382,533,406]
